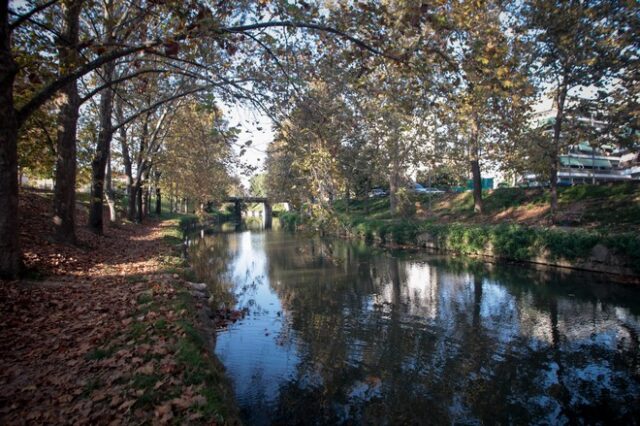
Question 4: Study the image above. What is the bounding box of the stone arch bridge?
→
[223,197,275,229]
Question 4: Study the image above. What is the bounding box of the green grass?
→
[178,215,199,230]
[333,183,640,229]
[283,183,640,272]
[85,346,117,361]
[136,291,154,305]
[173,329,228,418]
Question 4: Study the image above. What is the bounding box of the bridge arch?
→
[224,197,273,229]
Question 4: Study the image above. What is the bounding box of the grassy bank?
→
[339,216,640,271]
[71,218,240,424]
[334,182,640,231]
[292,183,640,277]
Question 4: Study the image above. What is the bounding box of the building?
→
[520,98,639,187]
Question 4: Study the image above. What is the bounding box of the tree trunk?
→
[144,184,151,216]
[88,3,115,234]
[52,0,82,244]
[128,185,137,222]
[52,98,78,240]
[155,187,161,215]
[470,124,484,215]
[389,155,400,215]
[105,153,117,223]
[345,181,350,213]
[143,186,149,217]
[136,182,143,223]
[153,171,161,215]
[88,61,115,234]
[550,80,568,223]
[116,101,135,221]
[0,0,21,278]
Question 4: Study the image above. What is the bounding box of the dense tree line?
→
[263,0,638,219]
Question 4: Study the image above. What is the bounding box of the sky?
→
[222,104,274,188]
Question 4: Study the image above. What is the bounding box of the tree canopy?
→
[1,0,638,278]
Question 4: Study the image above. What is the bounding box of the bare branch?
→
[221,20,398,61]
[80,68,169,104]
[9,0,60,30]
[111,85,210,134]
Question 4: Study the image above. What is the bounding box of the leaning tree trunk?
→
[52,0,82,244]
[0,0,20,278]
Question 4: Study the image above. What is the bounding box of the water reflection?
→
[189,231,640,425]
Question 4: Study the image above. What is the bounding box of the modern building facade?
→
[520,99,639,187]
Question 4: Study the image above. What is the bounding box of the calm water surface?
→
[187,230,640,425]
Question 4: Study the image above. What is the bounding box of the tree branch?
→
[79,67,169,104]
[17,44,146,125]
[9,0,60,30]
[221,20,398,61]
[111,85,210,134]
[17,19,400,126]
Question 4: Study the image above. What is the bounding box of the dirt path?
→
[0,192,238,425]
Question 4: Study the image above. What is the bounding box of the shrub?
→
[279,211,300,231]
[395,188,416,218]
[178,215,198,232]
[387,221,420,244]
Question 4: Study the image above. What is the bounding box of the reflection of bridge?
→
[223,197,272,229]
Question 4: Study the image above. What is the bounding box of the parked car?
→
[412,183,445,195]
[368,188,388,198]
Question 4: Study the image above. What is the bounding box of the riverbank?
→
[337,218,640,282]
[291,184,640,282]
[0,191,239,424]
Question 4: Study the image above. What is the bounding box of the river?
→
[187,229,640,425]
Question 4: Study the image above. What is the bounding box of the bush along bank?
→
[334,215,640,281]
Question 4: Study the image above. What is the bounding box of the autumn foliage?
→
[0,191,239,424]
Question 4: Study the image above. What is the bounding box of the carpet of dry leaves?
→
[0,191,239,425]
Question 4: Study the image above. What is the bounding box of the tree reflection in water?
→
[190,230,640,425]
[186,231,238,309]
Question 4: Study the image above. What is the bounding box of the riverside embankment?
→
[283,184,640,283]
